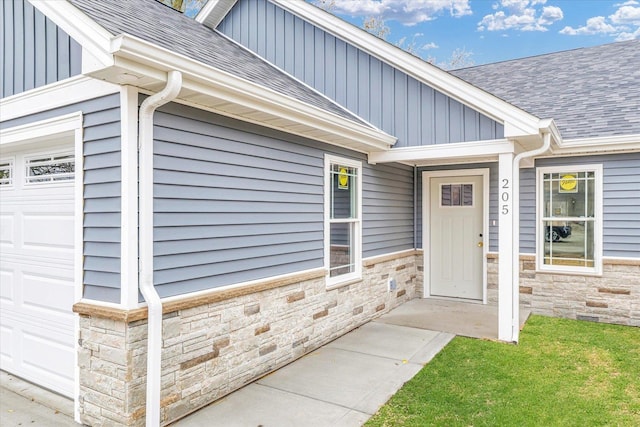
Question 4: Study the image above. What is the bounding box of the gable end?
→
[2,0,82,98]
[217,0,505,147]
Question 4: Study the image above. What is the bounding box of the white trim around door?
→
[422,168,490,304]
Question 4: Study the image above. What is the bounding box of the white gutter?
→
[510,123,553,342]
[139,70,183,427]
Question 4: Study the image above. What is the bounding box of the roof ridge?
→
[453,39,640,71]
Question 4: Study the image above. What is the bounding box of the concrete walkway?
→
[172,322,454,427]
[0,371,76,426]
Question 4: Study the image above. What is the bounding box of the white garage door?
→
[0,144,76,398]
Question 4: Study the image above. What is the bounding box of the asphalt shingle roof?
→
[68,0,372,128]
[451,39,640,140]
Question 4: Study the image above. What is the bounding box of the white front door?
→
[427,174,484,300]
[0,144,76,397]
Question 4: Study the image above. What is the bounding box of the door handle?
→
[477,242,483,247]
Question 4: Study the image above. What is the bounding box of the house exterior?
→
[0,0,637,425]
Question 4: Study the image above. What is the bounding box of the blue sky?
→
[318,0,640,66]
[185,0,640,67]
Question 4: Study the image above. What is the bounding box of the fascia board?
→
[552,134,640,155]
[270,0,541,138]
[195,0,237,27]
[368,139,515,164]
[29,0,114,68]
[109,35,396,151]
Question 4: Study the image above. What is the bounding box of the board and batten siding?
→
[1,0,82,98]
[217,0,503,147]
[151,102,414,298]
[518,153,640,259]
[0,94,122,304]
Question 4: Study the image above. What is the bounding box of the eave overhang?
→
[551,133,640,156]
[30,0,396,154]
[102,35,396,153]
[369,119,561,167]
[368,139,516,167]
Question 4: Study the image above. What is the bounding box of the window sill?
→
[535,267,602,277]
[326,276,362,291]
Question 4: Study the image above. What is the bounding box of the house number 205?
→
[501,179,510,215]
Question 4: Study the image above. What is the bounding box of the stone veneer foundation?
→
[73,250,419,426]
[488,254,640,326]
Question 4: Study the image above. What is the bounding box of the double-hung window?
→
[325,155,362,286]
[537,165,602,274]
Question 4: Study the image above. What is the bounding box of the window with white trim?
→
[0,159,14,187]
[538,165,602,273]
[325,155,362,285]
[25,153,75,184]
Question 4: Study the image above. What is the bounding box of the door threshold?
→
[425,296,485,305]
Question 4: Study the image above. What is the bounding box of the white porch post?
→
[120,85,140,309]
[498,152,515,342]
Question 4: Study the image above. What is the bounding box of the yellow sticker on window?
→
[559,174,578,193]
[338,167,349,189]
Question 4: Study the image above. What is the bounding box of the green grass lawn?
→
[366,315,640,427]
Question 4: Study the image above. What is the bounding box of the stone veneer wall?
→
[488,254,639,326]
[75,250,419,426]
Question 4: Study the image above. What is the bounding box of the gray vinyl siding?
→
[363,164,414,255]
[418,153,640,259]
[217,0,503,147]
[1,0,82,98]
[519,153,640,258]
[0,94,122,304]
[519,168,536,253]
[417,163,499,252]
[151,102,413,298]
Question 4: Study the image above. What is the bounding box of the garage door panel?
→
[0,325,14,363]
[1,269,15,303]
[23,212,74,251]
[0,145,76,398]
[23,330,75,373]
[0,213,15,246]
[22,271,75,316]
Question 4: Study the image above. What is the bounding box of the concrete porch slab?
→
[376,298,531,340]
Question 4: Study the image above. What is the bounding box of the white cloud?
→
[421,42,439,50]
[616,25,640,40]
[559,3,640,40]
[609,5,640,24]
[559,16,617,35]
[331,0,471,25]
[478,0,563,32]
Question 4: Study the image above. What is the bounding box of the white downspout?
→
[511,129,552,342]
[139,70,182,427]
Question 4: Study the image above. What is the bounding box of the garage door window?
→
[0,159,13,186]
[25,153,75,184]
